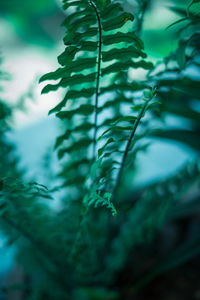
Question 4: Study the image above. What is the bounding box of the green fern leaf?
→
[64,57,97,73]
[98,137,115,158]
[58,138,92,159]
[102,12,134,31]
[39,67,67,82]
[41,73,97,94]
[100,3,123,19]
[102,60,153,76]
[56,104,94,119]
[57,46,78,66]
[103,32,144,49]
[63,28,98,45]
[102,46,147,62]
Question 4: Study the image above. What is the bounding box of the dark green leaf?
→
[41,83,60,94]
[57,46,78,66]
[98,125,133,140]
[68,15,97,32]
[63,28,98,45]
[42,73,97,94]
[56,104,94,119]
[102,12,134,31]
[100,3,123,20]
[102,46,146,62]
[48,89,94,115]
[80,41,98,51]
[39,67,67,83]
[65,57,97,73]
[59,73,96,87]
[66,88,95,99]
[101,82,144,94]
[48,97,68,115]
[58,138,92,159]
[103,31,144,49]
[102,60,154,76]
[61,10,88,27]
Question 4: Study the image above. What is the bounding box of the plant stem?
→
[89,0,102,160]
[112,100,150,201]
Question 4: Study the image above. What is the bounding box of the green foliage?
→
[0,1,200,300]
[40,0,154,210]
[148,5,200,151]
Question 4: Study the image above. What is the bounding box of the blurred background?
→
[0,0,199,298]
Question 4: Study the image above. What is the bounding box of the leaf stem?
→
[112,99,150,200]
[89,0,102,160]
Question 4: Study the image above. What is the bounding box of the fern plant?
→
[40,0,154,212]
[0,1,200,300]
[148,3,200,151]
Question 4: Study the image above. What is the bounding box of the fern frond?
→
[105,158,200,277]
[40,0,153,211]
